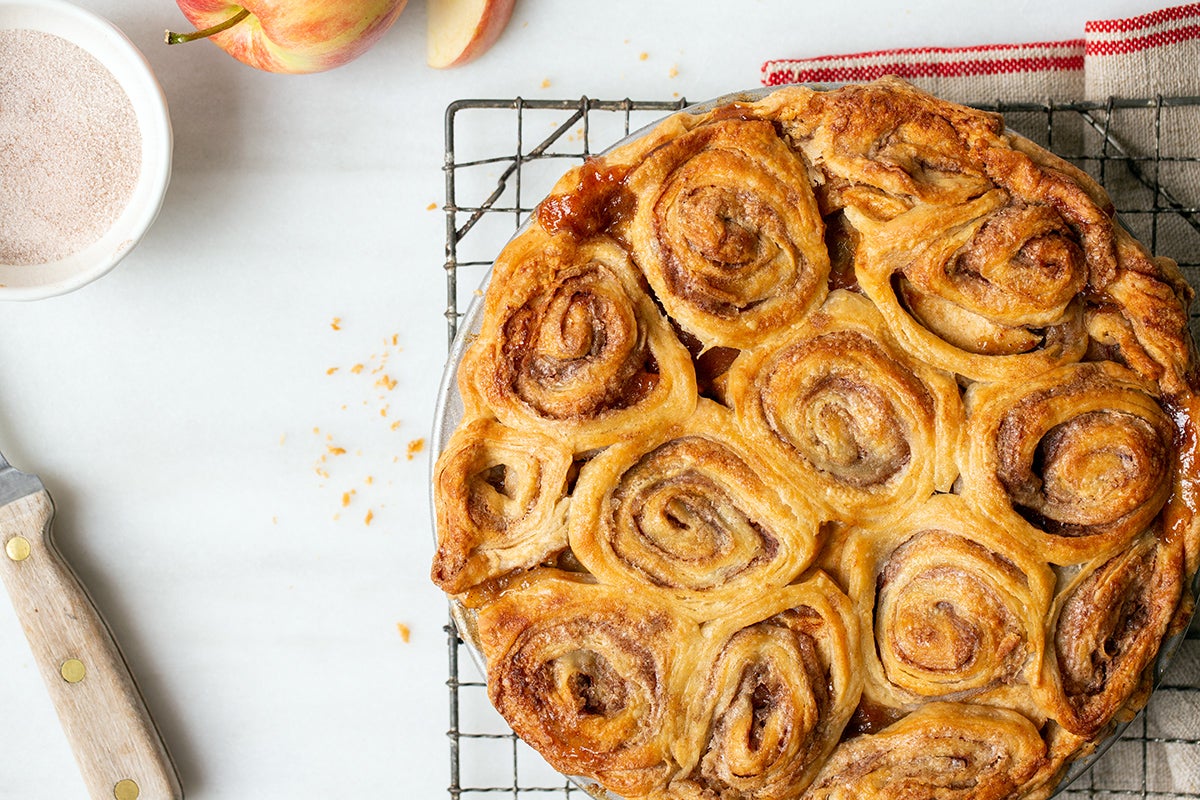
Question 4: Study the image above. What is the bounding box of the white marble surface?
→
[0,1,1168,797]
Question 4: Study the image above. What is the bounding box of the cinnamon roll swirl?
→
[853,188,1090,383]
[460,231,696,452]
[835,495,1053,715]
[476,569,693,797]
[963,360,1176,564]
[622,114,829,350]
[1039,531,1186,738]
[671,573,861,799]
[431,417,572,596]
[728,290,962,524]
[569,399,818,622]
[800,702,1048,800]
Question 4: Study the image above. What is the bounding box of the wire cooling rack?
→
[439,94,1200,800]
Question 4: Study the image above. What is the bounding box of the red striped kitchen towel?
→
[761,3,1200,103]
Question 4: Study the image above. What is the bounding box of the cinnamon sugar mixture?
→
[0,29,141,265]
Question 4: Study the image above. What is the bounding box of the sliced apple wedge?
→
[428,0,516,68]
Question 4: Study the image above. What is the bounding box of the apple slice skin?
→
[176,0,409,74]
[427,0,517,69]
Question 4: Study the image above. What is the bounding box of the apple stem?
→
[164,8,251,45]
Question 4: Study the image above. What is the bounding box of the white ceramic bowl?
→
[0,0,172,300]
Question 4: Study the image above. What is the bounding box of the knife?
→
[0,449,182,800]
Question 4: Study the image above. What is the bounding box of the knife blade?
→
[0,449,182,800]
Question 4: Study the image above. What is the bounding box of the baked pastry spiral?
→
[1039,531,1186,738]
[834,495,1053,717]
[568,399,817,622]
[801,702,1049,800]
[963,360,1176,564]
[431,417,572,595]
[475,569,692,798]
[460,231,696,452]
[621,115,830,350]
[727,289,961,524]
[671,573,861,799]
[432,77,1200,800]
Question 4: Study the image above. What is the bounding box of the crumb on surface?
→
[391,420,403,432]
[639,51,648,60]
[326,367,339,375]
[397,622,410,642]
[669,65,678,78]
[350,363,365,374]
[541,78,552,89]
[365,509,374,526]
[426,202,437,211]
[331,317,342,331]
[328,445,346,456]
[376,374,398,391]
[406,438,425,460]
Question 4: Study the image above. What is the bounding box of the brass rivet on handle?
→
[60,658,86,683]
[113,778,140,800]
[4,536,30,561]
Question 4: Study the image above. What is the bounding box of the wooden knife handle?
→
[0,491,183,800]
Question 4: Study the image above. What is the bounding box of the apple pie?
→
[431,77,1200,800]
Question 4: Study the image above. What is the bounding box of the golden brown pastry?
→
[671,573,861,800]
[459,230,696,453]
[431,417,572,595]
[432,76,1200,800]
[568,399,818,622]
[620,116,830,350]
[475,569,694,798]
[727,289,962,525]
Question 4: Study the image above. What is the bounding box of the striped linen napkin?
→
[762,3,1200,104]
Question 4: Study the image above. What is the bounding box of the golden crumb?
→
[312,426,320,434]
[397,622,411,642]
[326,367,339,375]
[328,445,347,456]
[380,406,389,417]
[669,65,678,78]
[474,288,484,297]
[407,438,425,460]
[316,467,330,480]
[541,78,552,89]
[350,363,365,374]
[639,51,648,61]
[331,317,342,331]
[392,334,399,346]
[365,509,375,526]
[390,420,403,432]
[365,476,375,485]
[426,202,437,211]
[376,374,398,391]
[341,491,353,507]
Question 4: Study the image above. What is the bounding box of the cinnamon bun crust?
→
[433,77,1200,800]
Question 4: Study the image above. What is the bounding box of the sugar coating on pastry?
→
[432,77,1200,800]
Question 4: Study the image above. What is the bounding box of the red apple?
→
[166,0,408,74]
[427,0,516,69]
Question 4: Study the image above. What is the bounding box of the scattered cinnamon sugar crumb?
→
[396,622,410,642]
[380,406,389,417]
[328,445,347,456]
[426,202,437,211]
[407,438,425,460]
[639,52,648,61]
[390,420,403,432]
[541,78,552,89]
[365,476,374,485]
[349,363,364,375]
[364,509,374,526]
[341,491,354,507]
[474,288,484,297]
[376,374,397,391]
[668,65,678,78]
[331,317,342,331]
[326,367,339,375]
[313,426,320,434]
[391,334,399,346]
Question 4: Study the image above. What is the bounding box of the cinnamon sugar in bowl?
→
[0,0,171,300]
